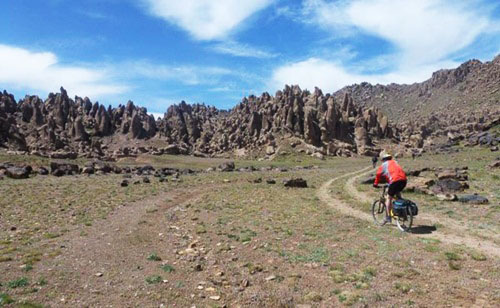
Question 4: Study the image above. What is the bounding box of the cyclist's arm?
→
[374,165,383,186]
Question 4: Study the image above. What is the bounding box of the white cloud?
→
[346,0,490,66]
[121,60,233,85]
[270,0,498,93]
[270,57,460,93]
[271,58,362,92]
[210,41,278,58]
[0,44,127,99]
[303,0,494,66]
[141,0,273,40]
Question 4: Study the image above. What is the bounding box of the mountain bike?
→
[372,184,415,232]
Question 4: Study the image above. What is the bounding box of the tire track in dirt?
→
[318,167,500,258]
[37,184,219,307]
[345,171,499,241]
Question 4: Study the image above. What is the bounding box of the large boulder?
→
[218,162,235,172]
[5,166,31,179]
[458,194,489,204]
[405,177,435,194]
[431,179,468,194]
[283,178,308,188]
[50,162,79,176]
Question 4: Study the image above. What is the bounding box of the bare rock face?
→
[72,116,89,142]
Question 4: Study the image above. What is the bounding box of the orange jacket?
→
[374,159,407,185]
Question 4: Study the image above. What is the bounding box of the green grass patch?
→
[0,293,15,306]
[8,277,29,289]
[161,264,175,273]
[470,251,487,261]
[145,275,163,284]
[147,253,162,261]
[444,251,461,261]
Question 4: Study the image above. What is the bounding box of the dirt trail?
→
[317,167,500,258]
[36,184,216,307]
[345,171,499,240]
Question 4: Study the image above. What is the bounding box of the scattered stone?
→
[436,169,457,180]
[240,279,250,288]
[209,296,220,301]
[491,146,499,152]
[82,166,95,175]
[265,145,276,155]
[38,167,49,175]
[95,272,103,277]
[458,194,489,204]
[143,177,150,183]
[436,193,457,201]
[311,152,325,160]
[265,275,276,281]
[488,160,500,168]
[252,178,262,183]
[407,177,434,190]
[283,178,308,188]
[5,166,31,179]
[218,162,235,172]
[121,180,129,187]
[406,169,422,176]
[431,179,468,193]
[50,162,79,177]
[266,179,276,184]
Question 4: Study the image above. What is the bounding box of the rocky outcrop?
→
[2,54,498,158]
[0,87,157,157]
[156,85,393,156]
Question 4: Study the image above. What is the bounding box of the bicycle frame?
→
[379,185,402,218]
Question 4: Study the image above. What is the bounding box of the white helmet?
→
[381,151,392,160]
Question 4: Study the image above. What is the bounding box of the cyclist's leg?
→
[386,195,393,217]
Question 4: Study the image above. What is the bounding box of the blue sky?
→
[1,0,499,117]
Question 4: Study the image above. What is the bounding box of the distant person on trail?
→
[371,155,378,168]
[373,152,407,224]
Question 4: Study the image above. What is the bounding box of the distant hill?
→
[333,54,500,123]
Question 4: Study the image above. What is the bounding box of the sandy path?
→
[317,167,500,258]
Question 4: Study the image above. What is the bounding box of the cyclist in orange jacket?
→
[373,152,407,224]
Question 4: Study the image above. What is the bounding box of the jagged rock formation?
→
[0,86,393,158]
[0,87,157,158]
[157,86,392,156]
[1,55,499,158]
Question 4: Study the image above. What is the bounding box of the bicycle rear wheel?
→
[372,200,386,226]
[395,207,413,232]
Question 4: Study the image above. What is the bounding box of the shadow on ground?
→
[410,225,437,234]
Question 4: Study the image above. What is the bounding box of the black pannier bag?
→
[393,199,418,216]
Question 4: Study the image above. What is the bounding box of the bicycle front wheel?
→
[395,207,413,232]
[372,200,386,226]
